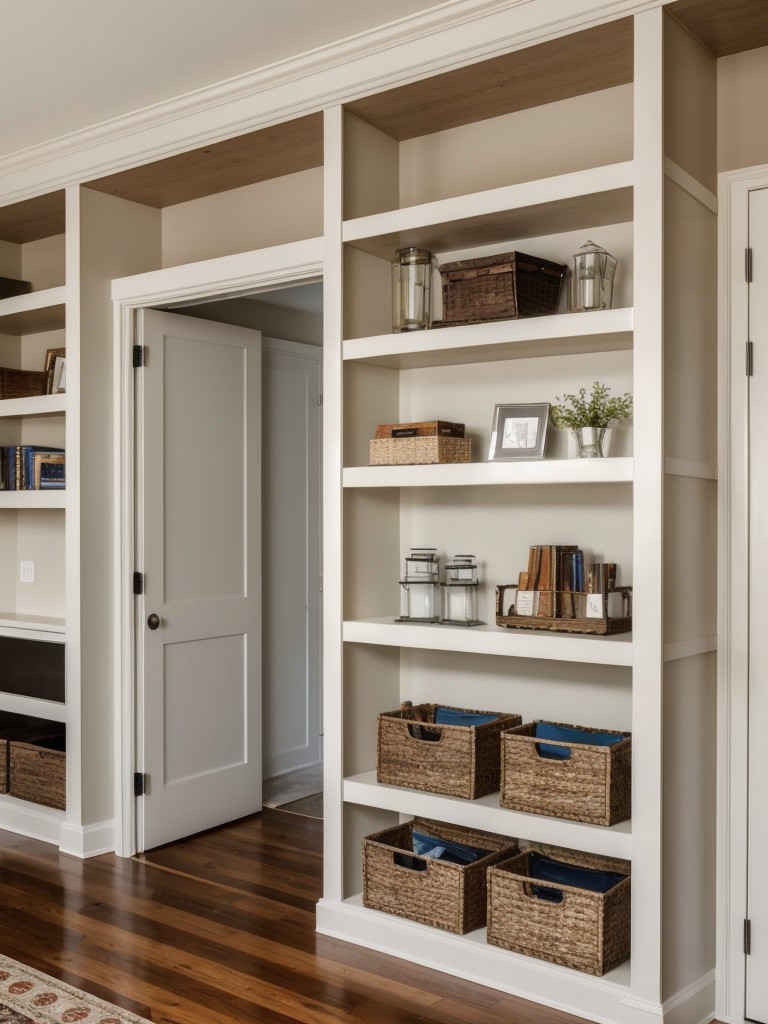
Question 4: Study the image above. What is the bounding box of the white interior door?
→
[748,185,768,1022]
[135,309,262,851]
[262,338,322,778]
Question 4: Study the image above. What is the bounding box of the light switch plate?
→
[19,560,34,583]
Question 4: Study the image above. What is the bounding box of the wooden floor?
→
[0,808,590,1024]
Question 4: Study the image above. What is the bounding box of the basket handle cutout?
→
[523,881,565,905]
[393,852,430,873]
[534,742,572,761]
[407,723,443,743]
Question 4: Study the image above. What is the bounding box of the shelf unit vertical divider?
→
[323,103,346,905]
[630,7,665,1006]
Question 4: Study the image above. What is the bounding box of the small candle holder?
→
[392,247,434,332]
[440,554,483,626]
[397,548,440,622]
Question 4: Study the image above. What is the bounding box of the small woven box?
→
[363,816,518,934]
[487,846,631,975]
[9,734,66,809]
[435,250,566,327]
[377,703,521,799]
[369,435,470,465]
[500,720,631,826]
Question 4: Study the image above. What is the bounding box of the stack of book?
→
[495,543,632,635]
[0,446,65,490]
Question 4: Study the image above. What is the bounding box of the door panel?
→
[747,185,768,1023]
[136,309,262,852]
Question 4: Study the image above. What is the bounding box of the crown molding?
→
[0,0,664,205]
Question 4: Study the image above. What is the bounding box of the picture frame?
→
[488,402,550,461]
[44,347,65,394]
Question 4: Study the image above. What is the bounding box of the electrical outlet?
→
[19,560,34,583]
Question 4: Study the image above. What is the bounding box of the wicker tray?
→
[487,846,631,975]
[377,703,522,799]
[434,251,566,327]
[9,734,66,809]
[495,584,632,635]
[0,367,49,400]
[369,436,471,466]
[500,720,631,825]
[363,816,518,934]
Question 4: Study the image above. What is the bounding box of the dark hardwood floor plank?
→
[0,808,595,1024]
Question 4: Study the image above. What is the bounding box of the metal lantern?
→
[392,247,434,332]
[569,239,617,312]
[441,554,482,626]
[397,548,440,622]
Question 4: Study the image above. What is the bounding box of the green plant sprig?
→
[551,381,633,430]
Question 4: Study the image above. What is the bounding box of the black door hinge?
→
[745,918,752,954]
[133,571,144,595]
[746,248,753,283]
[133,345,144,368]
[748,341,754,377]
[134,772,148,797]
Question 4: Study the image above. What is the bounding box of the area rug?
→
[262,762,323,808]
[0,956,150,1024]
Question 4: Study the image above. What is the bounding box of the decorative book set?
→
[496,543,632,635]
[1,445,65,490]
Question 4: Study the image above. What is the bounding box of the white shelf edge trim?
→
[316,897,672,1024]
[663,636,717,663]
[0,286,67,319]
[343,618,633,666]
[344,771,632,859]
[0,394,67,419]
[0,693,67,723]
[343,161,634,242]
[343,308,634,363]
[344,458,634,489]
[0,491,67,510]
[664,457,717,480]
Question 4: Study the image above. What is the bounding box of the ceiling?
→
[1,0,446,159]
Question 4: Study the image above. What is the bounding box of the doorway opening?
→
[114,252,324,857]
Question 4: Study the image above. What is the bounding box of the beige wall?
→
[719,45,768,173]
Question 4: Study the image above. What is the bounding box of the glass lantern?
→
[397,548,440,622]
[440,554,482,626]
[569,239,617,312]
[392,247,434,332]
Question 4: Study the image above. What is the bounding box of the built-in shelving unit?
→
[318,7,717,1024]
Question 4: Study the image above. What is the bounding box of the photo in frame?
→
[488,402,551,460]
[44,347,65,394]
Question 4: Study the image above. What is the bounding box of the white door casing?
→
[135,308,262,851]
[262,338,322,779]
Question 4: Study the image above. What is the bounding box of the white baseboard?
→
[58,819,116,859]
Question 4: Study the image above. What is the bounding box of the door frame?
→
[718,165,768,1024]
[111,239,323,857]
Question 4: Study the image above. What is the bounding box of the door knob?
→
[147,613,160,630]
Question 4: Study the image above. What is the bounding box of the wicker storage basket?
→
[0,367,49,400]
[435,251,566,327]
[377,703,521,799]
[0,727,59,794]
[369,436,471,466]
[487,846,631,975]
[9,734,66,809]
[363,816,518,933]
[500,720,631,826]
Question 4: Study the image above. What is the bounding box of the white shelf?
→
[344,308,634,369]
[0,393,67,419]
[0,613,65,638]
[317,896,639,1024]
[344,771,632,859]
[0,286,66,334]
[343,162,634,259]
[343,618,633,667]
[344,457,633,489]
[0,692,66,723]
[0,794,65,846]
[0,490,67,509]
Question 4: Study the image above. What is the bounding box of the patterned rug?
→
[0,957,150,1024]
